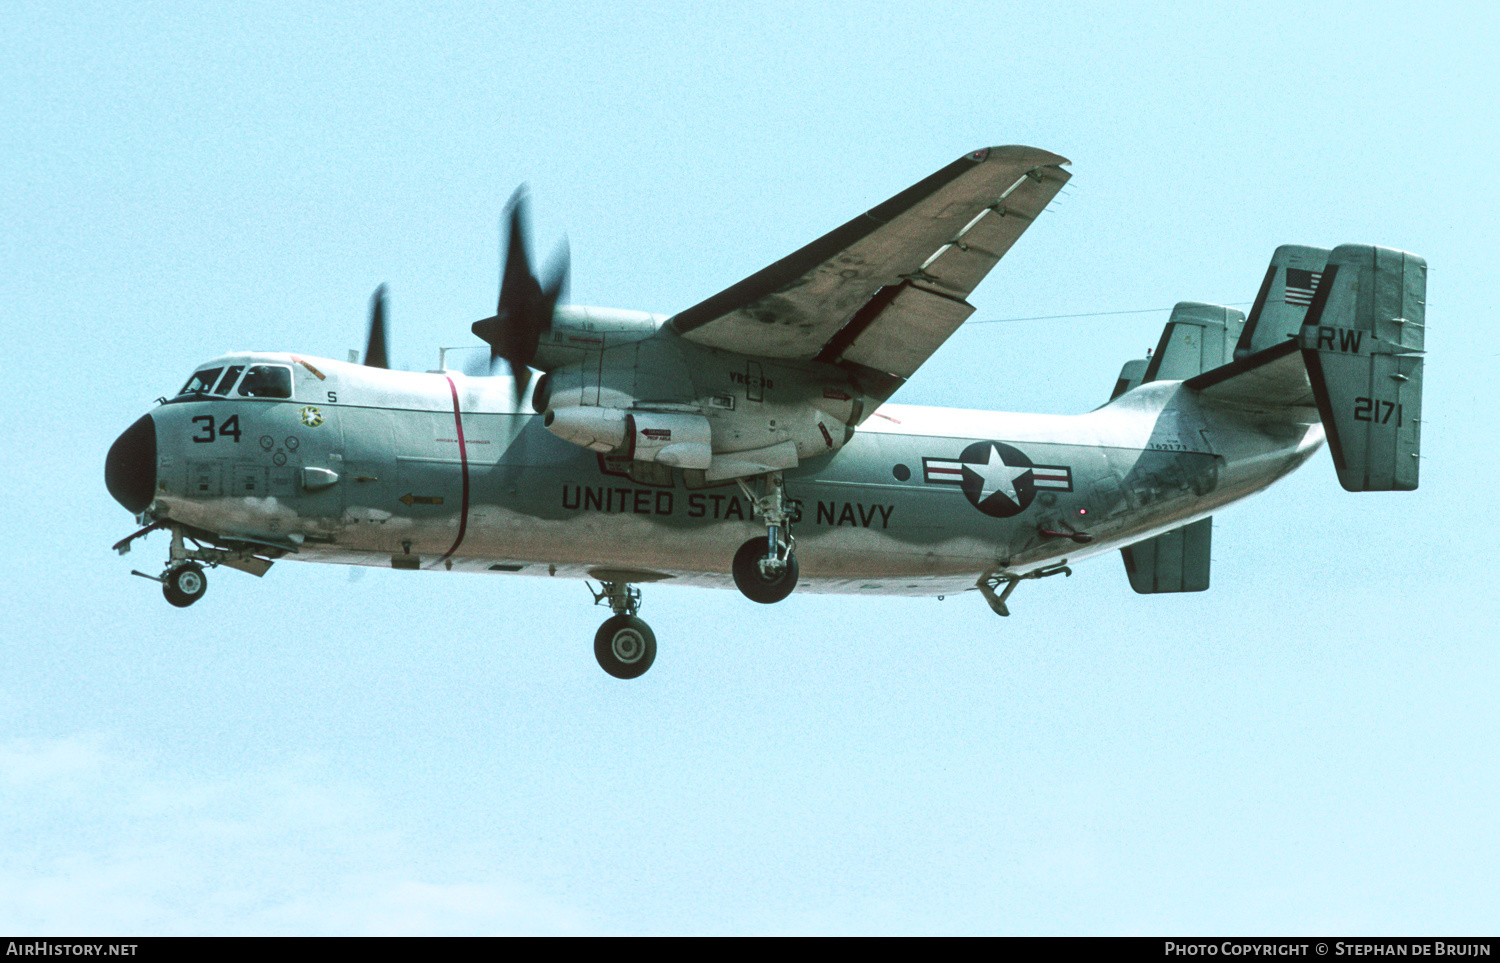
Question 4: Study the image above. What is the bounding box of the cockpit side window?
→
[179,368,223,396]
[212,365,244,395]
[238,365,293,399]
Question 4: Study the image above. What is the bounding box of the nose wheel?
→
[119,523,274,609]
[163,562,208,608]
[594,614,656,679]
[588,579,656,678]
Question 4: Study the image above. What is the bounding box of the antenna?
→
[436,345,486,373]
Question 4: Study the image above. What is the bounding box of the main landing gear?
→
[731,472,799,604]
[588,580,656,679]
[584,473,798,679]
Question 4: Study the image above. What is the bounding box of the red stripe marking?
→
[430,376,470,568]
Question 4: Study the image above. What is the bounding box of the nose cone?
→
[105,414,157,513]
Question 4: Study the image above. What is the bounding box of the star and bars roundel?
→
[922,442,1073,517]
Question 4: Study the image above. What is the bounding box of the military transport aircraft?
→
[105,146,1425,679]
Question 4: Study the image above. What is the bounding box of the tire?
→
[163,563,207,608]
[732,537,799,604]
[594,614,657,679]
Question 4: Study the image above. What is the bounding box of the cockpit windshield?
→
[237,365,293,399]
[176,362,293,400]
[178,368,223,396]
[213,365,244,394]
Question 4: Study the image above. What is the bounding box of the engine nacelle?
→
[541,343,855,479]
[544,405,714,469]
[532,306,666,371]
[544,406,627,453]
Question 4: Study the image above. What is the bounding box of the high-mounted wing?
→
[668,146,1070,388]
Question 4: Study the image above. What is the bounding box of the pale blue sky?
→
[3,0,1497,934]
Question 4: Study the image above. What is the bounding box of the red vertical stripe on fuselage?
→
[430,375,470,568]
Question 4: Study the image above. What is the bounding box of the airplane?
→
[104,146,1426,679]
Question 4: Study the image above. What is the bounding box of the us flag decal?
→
[1284,267,1323,307]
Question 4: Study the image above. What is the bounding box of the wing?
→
[668,146,1070,387]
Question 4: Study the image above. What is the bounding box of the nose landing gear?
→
[116,522,276,609]
[130,556,211,607]
[588,579,656,679]
[123,526,214,608]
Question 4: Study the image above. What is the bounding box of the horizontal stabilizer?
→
[1121,517,1211,594]
[1185,338,1316,412]
[1299,244,1425,491]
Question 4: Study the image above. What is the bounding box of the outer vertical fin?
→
[1109,358,1148,401]
[1298,244,1426,491]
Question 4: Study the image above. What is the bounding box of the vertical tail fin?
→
[1143,302,1245,382]
[1299,245,1426,491]
[1109,358,1148,400]
[1121,517,1212,594]
[1236,244,1332,358]
[1109,302,1245,401]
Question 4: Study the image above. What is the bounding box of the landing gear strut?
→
[118,522,276,609]
[588,580,656,679]
[732,472,798,604]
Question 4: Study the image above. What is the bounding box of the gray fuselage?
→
[133,352,1323,598]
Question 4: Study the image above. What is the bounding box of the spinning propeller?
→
[363,284,389,369]
[471,187,569,402]
[356,189,565,399]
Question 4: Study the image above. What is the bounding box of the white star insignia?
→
[965,444,1031,506]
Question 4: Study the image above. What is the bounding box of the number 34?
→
[191,414,242,443]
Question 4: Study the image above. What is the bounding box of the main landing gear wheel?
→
[732,537,799,604]
[594,614,657,679]
[732,471,799,604]
[163,563,207,608]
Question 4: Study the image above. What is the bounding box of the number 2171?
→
[1353,397,1402,426]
